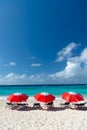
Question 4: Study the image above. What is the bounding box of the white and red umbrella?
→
[7,93,28,103]
[34,92,55,103]
[62,92,84,103]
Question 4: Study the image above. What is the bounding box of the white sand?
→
[0,98,87,130]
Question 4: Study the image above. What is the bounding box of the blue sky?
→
[0,0,87,84]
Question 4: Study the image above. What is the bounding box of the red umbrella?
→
[34,92,55,103]
[7,93,28,103]
[62,92,84,103]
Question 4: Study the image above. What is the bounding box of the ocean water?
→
[0,85,87,98]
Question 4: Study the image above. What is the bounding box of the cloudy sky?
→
[0,0,87,84]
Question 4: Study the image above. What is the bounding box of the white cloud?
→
[49,61,80,78]
[0,72,46,85]
[6,73,16,78]
[5,73,21,81]
[0,73,27,84]
[49,47,87,84]
[19,74,26,79]
[29,73,45,82]
[9,62,16,66]
[0,45,87,85]
[0,43,87,84]
[30,63,42,67]
[55,42,80,62]
[5,73,26,80]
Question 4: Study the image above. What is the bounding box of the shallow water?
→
[0,85,87,98]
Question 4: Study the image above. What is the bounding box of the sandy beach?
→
[0,98,87,130]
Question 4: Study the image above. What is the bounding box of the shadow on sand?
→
[17,106,66,111]
[16,106,87,111]
[68,106,87,111]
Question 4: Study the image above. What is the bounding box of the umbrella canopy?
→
[7,93,28,103]
[62,92,84,103]
[34,92,55,103]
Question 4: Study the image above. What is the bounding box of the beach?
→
[0,98,87,130]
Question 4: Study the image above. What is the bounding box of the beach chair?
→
[72,102,86,108]
[17,103,28,106]
[6,102,16,109]
[33,103,41,109]
[46,102,53,108]
[60,102,70,108]
[6,102,13,105]
[16,103,28,110]
[43,102,54,110]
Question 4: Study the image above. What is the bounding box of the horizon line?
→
[0,84,87,86]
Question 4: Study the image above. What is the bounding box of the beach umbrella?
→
[62,92,84,103]
[7,93,28,103]
[34,92,55,103]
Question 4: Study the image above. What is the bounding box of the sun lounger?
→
[33,103,41,109]
[72,103,86,108]
[47,102,53,108]
[16,103,28,110]
[6,102,17,109]
[17,103,28,106]
[42,102,54,110]
[6,102,13,105]
[6,102,28,110]
[60,102,70,108]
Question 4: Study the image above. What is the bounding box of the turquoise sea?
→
[0,84,87,98]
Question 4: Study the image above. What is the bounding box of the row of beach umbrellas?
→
[7,92,84,103]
